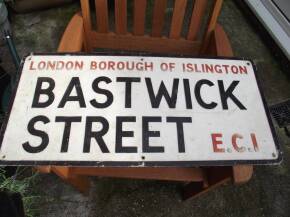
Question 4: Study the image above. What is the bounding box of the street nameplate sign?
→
[0,54,281,166]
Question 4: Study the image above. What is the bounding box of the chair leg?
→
[64,175,90,194]
[181,167,232,200]
[51,166,90,194]
[182,181,205,200]
[35,166,51,173]
[232,165,253,184]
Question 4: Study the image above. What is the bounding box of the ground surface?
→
[0,0,289,216]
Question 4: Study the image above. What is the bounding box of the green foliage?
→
[0,167,40,217]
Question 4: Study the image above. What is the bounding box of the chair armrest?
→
[213,23,233,57]
[36,12,85,174]
[57,12,85,52]
[214,24,254,184]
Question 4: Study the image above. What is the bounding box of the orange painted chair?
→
[37,0,253,200]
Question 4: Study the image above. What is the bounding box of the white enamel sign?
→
[0,54,281,166]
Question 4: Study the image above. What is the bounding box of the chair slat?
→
[187,0,208,40]
[151,0,167,37]
[133,0,147,36]
[115,0,127,34]
[80,0,92,32]
[169,0,187,39]
[80,0,92,51]
[200,0,223,53]
[95,0,109,33]
[90,31,201,55]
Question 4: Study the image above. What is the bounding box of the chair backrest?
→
[80,0,223,55]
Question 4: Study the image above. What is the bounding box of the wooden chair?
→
[37,0,253,200]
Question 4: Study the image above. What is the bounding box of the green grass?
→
[0,167,40,217]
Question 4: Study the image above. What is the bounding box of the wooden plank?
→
[95,0,109,33]
[80,0,91,31]
[72,167,205,182]
[187,0,208,40]
[151,0,167,37]
[200,0,223,54]
[133,0,147,35]
[115,0,127,34]
[80,0,92,51]
[90,31,201,55]
[169,0,187,39]
[204,32,217,55]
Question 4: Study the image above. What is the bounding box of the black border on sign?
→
[0,52,282,167]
